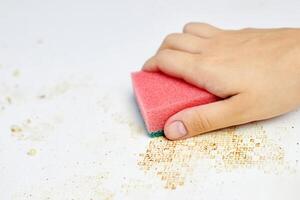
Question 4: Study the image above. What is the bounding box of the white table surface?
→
[0,0,300,199]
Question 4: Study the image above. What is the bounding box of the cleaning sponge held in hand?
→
[131,71,219,137]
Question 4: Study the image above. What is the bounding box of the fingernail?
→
[166,121,187,139]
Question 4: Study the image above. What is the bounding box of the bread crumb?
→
[12,69,20,77]
[11,125,22,133]
[27,148,37,156]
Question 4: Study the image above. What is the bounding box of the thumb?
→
[164,94,249,140]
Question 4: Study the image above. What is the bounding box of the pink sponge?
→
[131,71,219,137]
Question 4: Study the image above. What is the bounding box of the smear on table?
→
[138,124,287,190]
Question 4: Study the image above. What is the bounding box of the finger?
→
[183,22,222,38]
[158,33,210,54]
[164,94,250,140]
[142,49,208,87]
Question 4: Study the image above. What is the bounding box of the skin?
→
[142,22,300,140]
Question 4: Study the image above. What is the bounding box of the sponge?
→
[131,71,219,137]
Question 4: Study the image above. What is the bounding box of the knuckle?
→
[196,22,211,28]
[183,22,196,32]
[196,54,212,68]
[186,55,200,73]
[241,27,254,32]
[187,110,213,133]
[158,48,172,56]
[184,22,212,32]
[164,33,180,44]
[156,49,172,62]
[185,55,208,79]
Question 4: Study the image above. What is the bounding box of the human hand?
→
[143,23,300,140]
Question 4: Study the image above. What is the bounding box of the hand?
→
[143,23,300,140]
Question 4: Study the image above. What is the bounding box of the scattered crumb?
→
[9,117,57,141]
[10,125,24,139]
[11,125,22,133]
[37,39,44,45]
[39,81,73,99]
[27,148,37,156]
[138,125,286,190]
[5,96,12,104]
[38,94,46,99]
[12,69,20,77]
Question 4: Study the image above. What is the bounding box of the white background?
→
[0,0,300,199]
